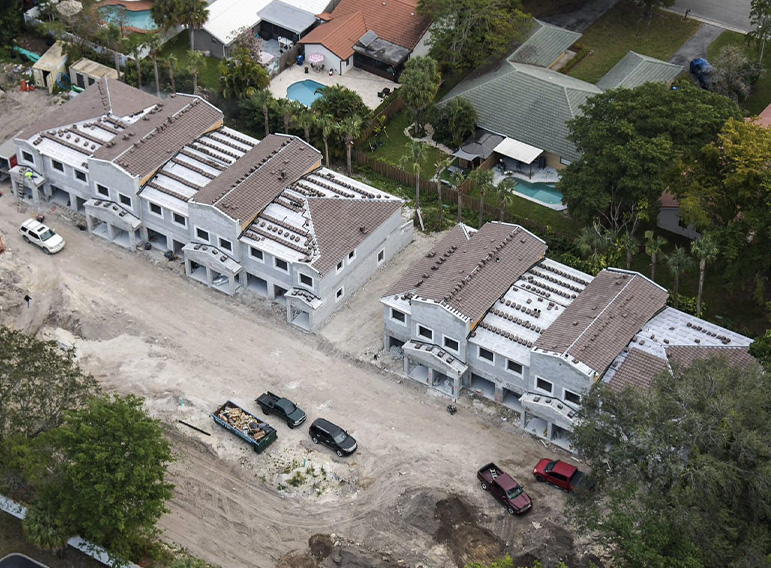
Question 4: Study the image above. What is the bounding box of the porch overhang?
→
[182,243,242,275]
[287,288,323,309]
[10,165,46,189]
[493,137,543,164]
[85,199,141,232]
[519,393,577,431]
[403,339,467,379]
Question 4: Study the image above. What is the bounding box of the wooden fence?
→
[359,95,405,141]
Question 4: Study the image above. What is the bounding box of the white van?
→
[19,218,65,254]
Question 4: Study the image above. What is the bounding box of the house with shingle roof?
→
[382,222,755,450]
[10,78,414,332]
[298,0,431,79]
[441,22,682,171]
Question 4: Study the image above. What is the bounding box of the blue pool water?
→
[286,80,325,107]
[99,6,158,30]
[506,177,564,206]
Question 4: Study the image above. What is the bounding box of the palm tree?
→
[450,170,466,223]
[295,106,315,142]
[104,24,123,80]
[250,89,273,138]
[666,246,694,309]
[339,115,362,176]
[146,33,163,97]
[434,156,452,229]
[399,140,429,218]
[691,234,718,318]
[315,114,336,168]
[495,178,517,222]
[182,0,209,52]
[469,168,494,228]
[272,98,298,133]
[125,34,147,90]
[165,53,178,92]
[576,224,609,272]
[187,49,204,94]
[616,231,639,270]
[22,505,70,557]
[644,230,668,281]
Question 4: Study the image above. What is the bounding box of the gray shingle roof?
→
[308,198,403,274]
[194,135,322,229]
[387,222,547,324]
[442,62,601,162]
[257,0,317,35]
[597,51,683,91]
[18,78,160,140]
[508,19,581,68]
[95,95,223,182]
[535,270,668,374]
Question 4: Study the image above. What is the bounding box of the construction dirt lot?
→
[0,87,604,568]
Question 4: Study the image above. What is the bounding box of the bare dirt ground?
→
[0,87,604,568]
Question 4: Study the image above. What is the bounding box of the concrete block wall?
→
[528,350,592,407]
[409,300,470,358]
[87,160,140,213]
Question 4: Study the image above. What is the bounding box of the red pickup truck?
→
[477,462,532,515]
[533,459,594,492]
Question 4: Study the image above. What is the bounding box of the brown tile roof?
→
[299,12,367,60]
[18,78,160,140]
[659,190,679,208]
[666,345,759,370]
[607,348,669,393]
[388,223,547,324]
[195,135,322,230]
[751,102,771,128]
[95,95,223,183]
[536,270,668,374]
[300,0,430,54]
[308,198,403,274]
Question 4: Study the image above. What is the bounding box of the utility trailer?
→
[211,400,278,453]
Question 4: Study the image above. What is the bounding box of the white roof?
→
[493,137,543,164]
[204,0,331,45]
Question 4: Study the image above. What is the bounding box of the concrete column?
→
[495,385,504,403]
[129,229,137,248]
[140,227,149,243]
[184,259,192,278]
[107,223,115,240]
[205,267,213,286]
[86,214,94,233]
[545,422,553,440]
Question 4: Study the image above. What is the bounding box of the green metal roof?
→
[443,62,601,162]
[508,20,581,68]
[597,51,683,90]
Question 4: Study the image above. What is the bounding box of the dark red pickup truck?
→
[533,459,595,492]
[477,462,532,515]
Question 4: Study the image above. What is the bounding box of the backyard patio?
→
[269,63,399,110]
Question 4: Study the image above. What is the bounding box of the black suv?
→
[309,418,357,457]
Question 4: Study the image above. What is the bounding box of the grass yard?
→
[368,110,450,174]
[567,0,699,84]
[160,32,221,91]
[708,31,771,115]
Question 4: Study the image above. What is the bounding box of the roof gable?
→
[508,20,581,68]
[597,51,682,90]
[299,12,367,59]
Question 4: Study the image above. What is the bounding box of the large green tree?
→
[311,84,367,122]
[400,56,441,137]
[749,0,771,61]
[711,44,764,102]
[559,82,743,236]
[418,0,532,70]
[39,395,175,561]
[570,356,771,568]
[432,97,478,148]
[219,46,269,100]
[673,118,771,287]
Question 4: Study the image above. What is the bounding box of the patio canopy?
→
[493,137,543,164]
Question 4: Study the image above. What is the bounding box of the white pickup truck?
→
[19,218,65,254]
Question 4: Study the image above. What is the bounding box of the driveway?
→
[669,23,725,68]
[670,0,752,33]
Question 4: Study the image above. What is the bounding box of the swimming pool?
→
[505,176,564,206]
[99,5,158,31]
[286,80,325,107]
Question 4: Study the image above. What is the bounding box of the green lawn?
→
[160,31,221,91]
[567,1,699,84]
[369,110,449,174]
[708,30,771,115]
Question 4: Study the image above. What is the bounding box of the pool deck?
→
[493,167,567,211]
[99,0,154,10]
[270,64,399,110]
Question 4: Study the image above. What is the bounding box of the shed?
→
[32,42,68,93]
[69,58,119,89]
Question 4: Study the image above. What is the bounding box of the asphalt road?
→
[671,0,752,33]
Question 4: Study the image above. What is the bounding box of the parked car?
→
[309,418,357,457]
[256,391,306,428]
[19,218,65,254]
[533,459,595,492]
[477,462,532,515]
[689,58,713,88]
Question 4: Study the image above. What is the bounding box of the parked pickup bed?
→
[477,462,532,515]
[533,459,595,492]
[211,400,277,453]
[256,392,307,428]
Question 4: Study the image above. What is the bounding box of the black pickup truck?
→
[255,392,307,428]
